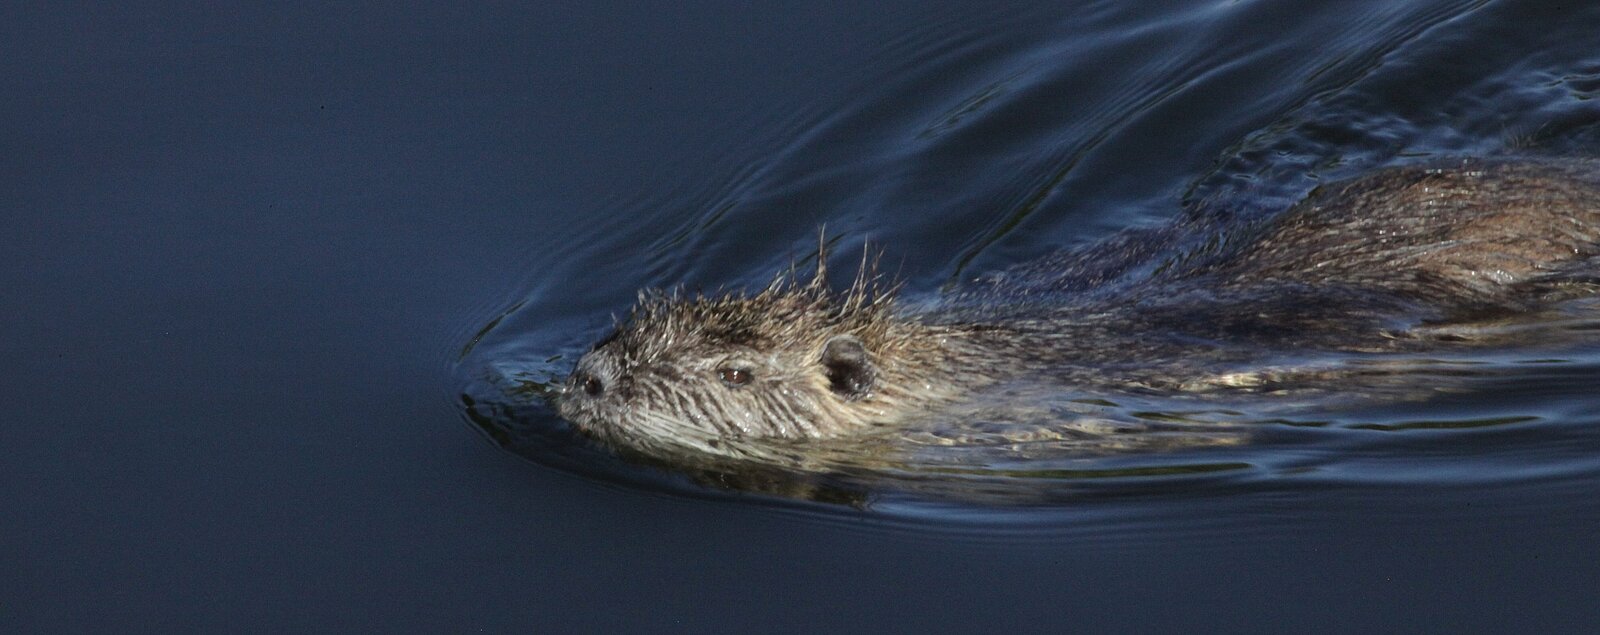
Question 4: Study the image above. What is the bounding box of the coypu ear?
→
[821,335,875,400]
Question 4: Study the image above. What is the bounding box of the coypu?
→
[556,159,1600,458]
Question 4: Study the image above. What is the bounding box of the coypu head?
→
[557,258,975,456]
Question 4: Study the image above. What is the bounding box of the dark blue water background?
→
[6,1,1600,632]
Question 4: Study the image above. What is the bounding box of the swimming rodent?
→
[556,159,1600,458]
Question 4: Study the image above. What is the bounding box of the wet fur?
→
[558,159,1600,457]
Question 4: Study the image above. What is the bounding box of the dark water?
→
[7,1,1600,633]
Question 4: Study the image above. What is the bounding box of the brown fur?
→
[557,159,1600,457]
[557,260,996,456]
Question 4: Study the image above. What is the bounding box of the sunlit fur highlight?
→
[557,160,1600,459]
[558,247,1001,457]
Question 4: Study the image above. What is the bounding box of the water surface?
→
[7,0,1600,632]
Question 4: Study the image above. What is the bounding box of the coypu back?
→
[953,159,1600,324]
[1195,160,1600,305]
[559,158,1600,459]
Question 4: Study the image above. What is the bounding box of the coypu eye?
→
[580,374,603,396]
[717,367,752,387]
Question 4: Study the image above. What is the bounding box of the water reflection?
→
[462,322,1599,512]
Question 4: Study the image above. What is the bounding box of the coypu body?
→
[557,159,1600,458]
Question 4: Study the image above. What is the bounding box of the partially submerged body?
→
[556,159,1600,459]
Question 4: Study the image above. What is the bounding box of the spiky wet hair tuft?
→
[602,244,901,367]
